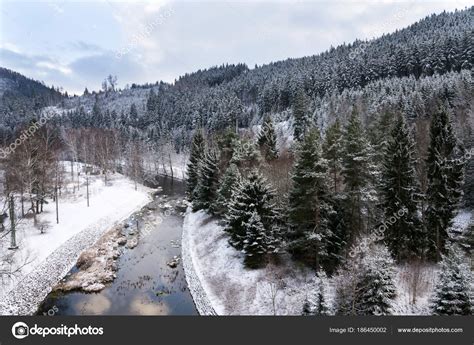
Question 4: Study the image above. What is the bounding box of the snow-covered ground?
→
[0,162,152,315]
[142,151,188,182]
[450,209,472,237]
[182,208,472,315]
[183,209,319,315]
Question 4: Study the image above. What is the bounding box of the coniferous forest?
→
[0,5,472,317]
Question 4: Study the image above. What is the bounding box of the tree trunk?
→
[8,196,18,249]
[86,175,90,207]
[55,186,59,224]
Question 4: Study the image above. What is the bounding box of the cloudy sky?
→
[0,0,471,94]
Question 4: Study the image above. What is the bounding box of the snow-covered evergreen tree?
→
[186,130,205,200]
[426,108,465,261]
[325,198,349,270]
[367,110,394,169]
[323,118,344,194]
[335,242,396,315]
[193,148,220,213]
[214,163,241,216]
[302,271,331,315]
[292,87,309,141]
[355,245,397,315]
[430,245,472,315]
[242,211,274,268]
[342,109,373,238]
[230,138,260,172]
[288,127,334,268]
[381,115,425,261]
[258,115,278,161]
[225,170,277,252]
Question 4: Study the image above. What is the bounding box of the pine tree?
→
[335,243,396,315]
[355,245,397,315]
[292,87,309,141]
[129,103,138,125]
[193,148,220,212]
[230,138,260,172]
[430,245,472,315]
[342,109,372,239]
[225,170,277,251]
[302,271,331,315]
[217,129,239,168]
[323,118,344,194]
[288,127,334,269]
[242,211,273,268]
[258,115,278,161]
[381,116,425,261]
[214,163,241,216]
[367,110,394,168]
[325,198,349,271]
[186,130,205,200]
[426,108,465,261]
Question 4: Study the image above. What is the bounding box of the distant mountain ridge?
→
[0,7,472,145]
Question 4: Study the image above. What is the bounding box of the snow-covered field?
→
[182,208,472,315]
[0,162,152,315]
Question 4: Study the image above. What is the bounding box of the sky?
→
[0,0,472,95]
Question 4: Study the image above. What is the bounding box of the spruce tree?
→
[381,116,425,261]
[230,138,260,172]
[323,119,344,194]
[292,87,309,141]
[335,243,396,315]
[288,127,334,268]
[186,130,205,201]
[258,115,278,161]
[367,110,394,172]
[242,211,273,268]
[342,109,372,239]
[214,163,241,216]
[225,170,277,251]
[193,148,220,213]
[426,108,465,261]
[430,245,472,315]
[302,271,331,315]
[355,245,397,315]
[325,198,349,271]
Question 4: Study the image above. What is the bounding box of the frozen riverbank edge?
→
[0,198,152,316]
[181,208,217,315]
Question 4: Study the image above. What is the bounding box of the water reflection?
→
[37,177,197,316]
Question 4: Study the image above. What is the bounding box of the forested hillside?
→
[0,68,64,141]
[54,7,473,144]
[0,5,472,317]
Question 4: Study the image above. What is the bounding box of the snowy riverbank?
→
[0,164,152,315]
[182,208,317,315]
[182,209,217,315]
[182,208,472,315]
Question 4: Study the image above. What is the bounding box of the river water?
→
[36,176,197,315]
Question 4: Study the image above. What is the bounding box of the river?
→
[36,176,197,315]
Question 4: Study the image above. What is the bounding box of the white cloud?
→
[2,0,472,93]
[36,61,72,75]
